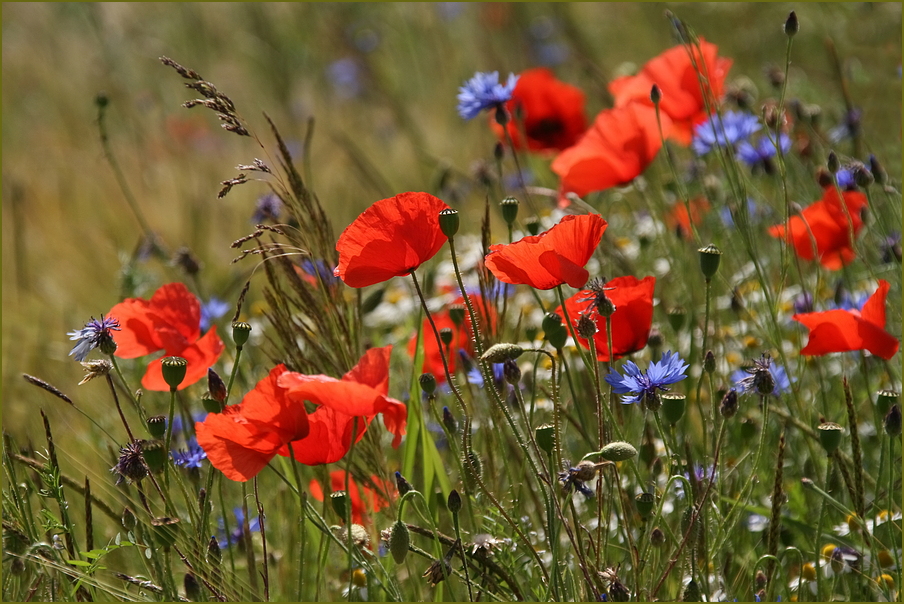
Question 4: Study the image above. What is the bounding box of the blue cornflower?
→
[720,198,763,229]
[171,412,208,438]
[299,258,340,287]
[835,168,855,189]
[731,354,792,397]
[251,192,283,224]
[605,351,689,406]
[200,298,230,332]
[736,133,791,169]
[828,107,862,143]
[457,71,518,120]
[218,507,261,549]
[68,315,121,362]
[172,437,207,469]
[692,111,761,156]
[327,57,363,100]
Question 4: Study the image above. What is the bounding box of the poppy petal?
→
[280,408,370,465]
[107,298,160,358]
[139,327,224,391]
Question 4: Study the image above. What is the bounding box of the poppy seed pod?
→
[667,307,687,332]
[535,424,555,456]
[448,304,465,327]
[419,373,437,396]
[525,217,541,236]
[438,208,460,238]
[635,492,656,520]
[500,197,519,225]
[661,393,686,425]
[599,441,638,462]
[817,422,844,455]
[698,244,722,280]
[202,395,224,414]
[161,356,188,390]
[150,516,180,549]
[146,415,167,439]
[331,491,350,520]
[389,520,410,564]
[439,328,454,347]
[877,390,899,416]
[481,343,524,363]
[232,321,252,347]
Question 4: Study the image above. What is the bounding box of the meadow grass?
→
[2,3,901,602]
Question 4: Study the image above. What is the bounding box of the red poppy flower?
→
[551,102,670,202]
[485,214,607,290]
[196,364,310,482]
[767,187,868,270]
[608,39,732,145]
[555,276,656,362]
[335,192,450,288]
[793,280,899,360]
[309,470,391,525]
[666,197,710,239]
[407,294,496,382]
[490,67,587,152]
[109,282,225,391]
[276,345,407,465]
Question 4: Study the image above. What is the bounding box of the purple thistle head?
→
[68,315,121,362]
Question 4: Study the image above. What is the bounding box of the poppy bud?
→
[331,491,349,521]
[161,356,187,390]
[232,321,252,347]
[667,307,687,332]
[884,404,902,438]
[207,535,221,564]
[202,395,224,414]
[754,570,768,590]
[389,520,410,564]
[650,526,666,547]
[207,368,227,403]
[395,471,413,497]
[683,579,701,602]
[784,11,799,37]
[535,424,555,456]
[442,406,457,434]
[635,492,656,520]
[500,197,519,226]
[494,104,509,127]
[447,489,462,514]
[650,83,662,105]
[122,507,137,532]
[876,390,899,416]
[698,244,722,280]
[438,208,460,238]
[419,373,437,396]
[146,415,167,439]
[869,155,887,185]
[481,343,524,363]
[503,359,521,385]
[647,327,663,350]
[719,389,739,419]
[448,304,465,327]
[184,573,202,602]
[150,516,180,549]
[817,422,844,455]
[141,440,167,474]
[599,441,637,462]
[661,393,686,425]
[525,216,541,236]
[703,350,716,374]
[816,167,834,188]
[852,163,874,188]
[95,91,109,109]
[542,312,568,349]
[493,141,505,161]
[827,151,840,174]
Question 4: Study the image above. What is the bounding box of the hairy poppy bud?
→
[161,356,187,390]
[869,155,887,185]
[599,441,637,462]
[703,350,716,374]
[720,389,739,418]
[500,197,519,225]
[481,343,524,363]
[389,520,410,564]
[542,313,568,349]
[817,422,844,455]
[698,244,722,280]
[827,151,840,174]
[650,526,666,547]
[232,321,252,347]
[438,208,460,238]
[503,359,521,385]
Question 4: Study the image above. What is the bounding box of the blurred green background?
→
[2,2,901,442]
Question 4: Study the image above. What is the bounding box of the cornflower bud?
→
[442,406,457,434]
[650,83,662,105]
[447,489,462,514]
[650,526,666,547]
[122,507,137,532]
[784,11,799,37]
[719,389,739,419]
[395,471,413,497]
[576,315,597,339]
[703,350,716,374]
[503,359,521,385]
[419,373,437,396]
[207,368,227,403]
[184,573,202,602]
[869,155,887,185]
[647,327,664,350]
